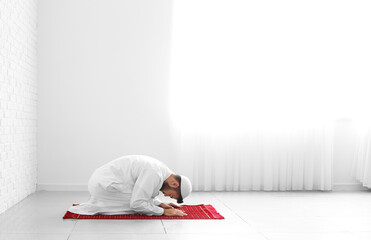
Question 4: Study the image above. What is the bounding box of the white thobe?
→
[68,155,173,216]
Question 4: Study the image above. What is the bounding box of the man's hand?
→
[159,203,181,209]
[163,208,187,217]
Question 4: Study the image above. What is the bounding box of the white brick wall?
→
[0,0,38,215]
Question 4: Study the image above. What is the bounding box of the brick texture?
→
[0,0,38,214]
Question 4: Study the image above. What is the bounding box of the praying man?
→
[68,155,192,217]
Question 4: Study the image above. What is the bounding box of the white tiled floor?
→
[1,191,370,239]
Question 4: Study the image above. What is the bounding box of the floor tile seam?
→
[258,231,272,240]
[68,220,78,237]
[211,192,253,224]
[161,220,167,234]
[210,192,269,239]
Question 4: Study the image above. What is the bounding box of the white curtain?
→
[169,0,371,191]
[353,122,371,188]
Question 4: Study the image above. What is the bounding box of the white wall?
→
[0,0,38,214]
[37,0,175,188]
[37,0,363,190]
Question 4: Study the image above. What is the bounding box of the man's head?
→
[161,174,192,204]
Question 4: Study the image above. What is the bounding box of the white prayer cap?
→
[180,175,192,200]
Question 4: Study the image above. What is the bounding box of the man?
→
[68,155,192,217]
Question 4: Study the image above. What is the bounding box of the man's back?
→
[90,155,173,194]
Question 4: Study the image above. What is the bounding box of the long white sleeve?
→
[129,169,164,216]
[153,197,162,206]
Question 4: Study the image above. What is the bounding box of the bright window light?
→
[169,0,371,133]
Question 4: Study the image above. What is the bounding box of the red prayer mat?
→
[63,204,224,220]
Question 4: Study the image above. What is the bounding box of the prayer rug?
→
[63,204,224,219]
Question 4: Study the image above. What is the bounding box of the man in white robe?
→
[68,155,192,217]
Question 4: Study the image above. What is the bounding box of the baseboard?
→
[332,183,369,191]
[37,183,369,191]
